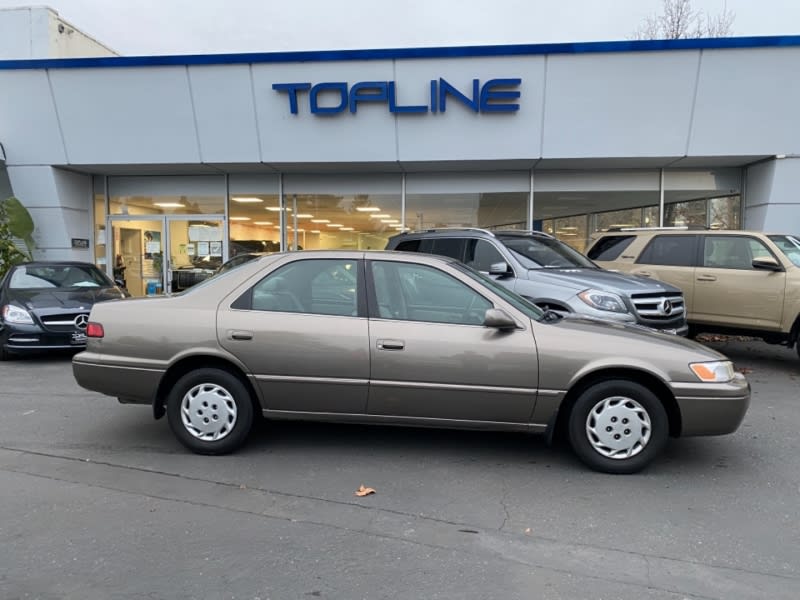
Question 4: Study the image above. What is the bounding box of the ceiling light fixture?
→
[295,213,314,218]
[310,230,321,234]
[326,223,343,228]
[381,219,399,224]
[229,216,251,221]
[153,202,184,208]
[369,214,391,219]
[311,219,330,223]
[253,221,273,225]
[356,207,381,212]
[232,197,263,203]
[265,207,291,212]
[340,227,354,231]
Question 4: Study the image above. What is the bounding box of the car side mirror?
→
[752,256,782,272]
[483,308,517,330]
[489,261,511,276]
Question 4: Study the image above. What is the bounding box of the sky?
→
[0,0,798,55]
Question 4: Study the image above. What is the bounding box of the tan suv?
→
[587,230,800,358]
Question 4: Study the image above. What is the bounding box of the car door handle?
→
[377,339,405,351]
[696,275,717,282]
[229,330,254,341]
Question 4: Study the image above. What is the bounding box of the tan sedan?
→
[73,251,750,474]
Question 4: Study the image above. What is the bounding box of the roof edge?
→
[1,35,800,70]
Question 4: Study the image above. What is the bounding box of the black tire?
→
[166,367,254,455]
[567,380,669,474]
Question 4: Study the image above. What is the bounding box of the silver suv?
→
[386,229,688,335]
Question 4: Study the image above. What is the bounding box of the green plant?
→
[0,197,35,279]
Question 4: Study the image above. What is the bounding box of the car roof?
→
[595,229,790,237]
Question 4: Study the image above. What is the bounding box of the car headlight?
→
[689,360,735,383]
[577,289,629,314]
[2,304,34,325]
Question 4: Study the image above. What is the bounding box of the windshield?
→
[498,235,597,269]
[9,264,113,290]
[768,235,800,267]
[453,262,544,321]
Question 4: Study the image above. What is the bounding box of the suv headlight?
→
[2,304,34,325]
[577,289,629,314]
[689,360,735,383]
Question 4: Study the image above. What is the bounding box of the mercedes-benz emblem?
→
[660,299,673,316]
[74,314,89,330]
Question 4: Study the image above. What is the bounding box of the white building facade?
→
[1,34,799,296]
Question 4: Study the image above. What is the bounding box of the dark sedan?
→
[0,261,126,360]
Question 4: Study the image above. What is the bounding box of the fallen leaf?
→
[355,484,376,497]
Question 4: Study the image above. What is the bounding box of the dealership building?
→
[1,7,799,296]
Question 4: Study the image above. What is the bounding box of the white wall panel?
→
[744,158,800,233]
[252,61,398,163]
[690,48,800,156]
[188,65,260,163]
[395,57,543,162]
[543,52,699,158]
[7,165,91,254]
[49,67,201,164]
[0,70,66,165]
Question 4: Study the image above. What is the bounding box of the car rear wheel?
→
[166,368,254,455]
[568,380,668,474]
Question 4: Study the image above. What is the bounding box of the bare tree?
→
[633,0,735,40]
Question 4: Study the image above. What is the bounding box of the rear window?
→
[587,236,635,261]
[636,235,698,267]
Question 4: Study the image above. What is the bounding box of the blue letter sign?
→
[272,78,521,115]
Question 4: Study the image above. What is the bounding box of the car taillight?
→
[86,322,104,338]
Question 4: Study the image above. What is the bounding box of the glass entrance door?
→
[108,217,225,297]
[109,219,165,297]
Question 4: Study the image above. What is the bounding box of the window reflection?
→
[405,192,527,231]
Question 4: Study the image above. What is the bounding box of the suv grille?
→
[630,292,685,321]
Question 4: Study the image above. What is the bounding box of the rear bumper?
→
[671,374,751,436]
[73,353,163,405]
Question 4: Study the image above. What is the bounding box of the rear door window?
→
[429,238,466,261]
[636,235,698,267]
[394,240,421,253]
[587,236,635,261]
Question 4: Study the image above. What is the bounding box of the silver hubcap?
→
[180,383,237,441]
[585,396,652,459]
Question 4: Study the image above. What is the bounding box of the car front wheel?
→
[166,368,254,455]
[568,380,669,474]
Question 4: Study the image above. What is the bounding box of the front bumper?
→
[1,323,87,354]
[671,373,751,436]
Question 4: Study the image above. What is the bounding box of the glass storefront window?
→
[553,215,589,252]
[286,193,402,250]
[109,176,225,216]
[228,193,281,255]
[593,208,644,232]
[709,196,741,230]
[405,192,527,231]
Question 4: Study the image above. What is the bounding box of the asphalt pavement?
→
[0,338,798,600]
